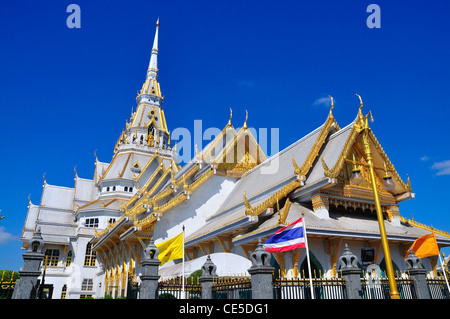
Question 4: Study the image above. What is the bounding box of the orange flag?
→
[406,232,440,259]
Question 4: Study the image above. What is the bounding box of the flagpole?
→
[438,252,450,292]
[181,225,185,299]
[302,211,315,299]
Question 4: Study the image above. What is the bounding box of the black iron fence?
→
[0,271,18,299]
[427,276,450,299]
[361,276,416,299]
[157,277,201,299]
[212,275,252,299]
[155,272,449,300]
[273,275,346,299]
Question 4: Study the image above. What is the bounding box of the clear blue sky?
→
[1,0,449,271]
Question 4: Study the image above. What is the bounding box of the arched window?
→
[106,187,110,192]
[299,250,324,278]
[112,186,116,191]
[380,258,401,278]
[129,187,133,192]
[124,186,128,192]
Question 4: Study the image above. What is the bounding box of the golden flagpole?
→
[353,95,400,299]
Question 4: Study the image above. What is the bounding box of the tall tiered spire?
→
[113,18,171,155]
[147,17,159,80]
[138,18,163,106]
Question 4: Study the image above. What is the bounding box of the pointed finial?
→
[329,95,334,114]
[227,108,233,126]
[356,94,363,109]
[321,156,332,178]
[243,192,253,215]
[292,155,301,175]
[43,172,46,184]
[94,149,98,162]
[74,165,77,177]
[156,17,160,27]
[406,174,412,192]
[243,110,248,130]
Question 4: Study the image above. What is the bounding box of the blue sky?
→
[1,0,449,271]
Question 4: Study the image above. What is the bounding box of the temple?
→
[19,20,450,299]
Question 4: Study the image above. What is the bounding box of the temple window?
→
[81,278,94,291]
[61,285,67,299]
[84,243,96,267]
[66,250,73,267]
[44,249,60,267]
[85,218,99,228]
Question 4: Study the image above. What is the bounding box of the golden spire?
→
[292,155,301,175]
[356,93,364,120]
[406,174,412,192]
[243,192,253,214]
[227,108,233,127]
[321,156,332,177]
[329,95,334,116]
[243,110,248,130]
[356,93,363,109]
[195,144,200,159]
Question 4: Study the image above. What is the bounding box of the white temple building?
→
[19,20,450,299]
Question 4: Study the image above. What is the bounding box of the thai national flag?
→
[263,218,306,253]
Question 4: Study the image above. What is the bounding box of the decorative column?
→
[247,240,275,299]
[139,240,161,299]
[199,255,218,299]
[405,249,431,299]
[311,194,329,219]
[386,205,401,226]
[12,228,45,299]
[338,243,362,299]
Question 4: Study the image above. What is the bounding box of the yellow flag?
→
[156,232,183,266]
[407,232,440,259]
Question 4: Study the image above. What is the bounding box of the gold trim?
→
[399,216,450,238]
